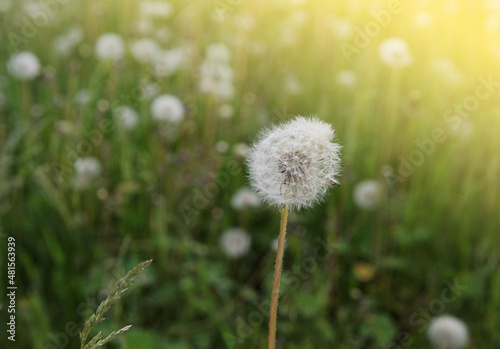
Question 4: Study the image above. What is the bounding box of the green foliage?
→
[80,259,152,349]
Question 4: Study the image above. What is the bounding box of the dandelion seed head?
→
[114,106,139,130]
[95,33,125,61]
[378,37,412,68]
[151,94,185,123]
[75,157,101,177]
[7,51,41,81]
[220,228,251,259]
[247,116,341,211]
[231,187,260,210]
[353,180,382,210]
[130,38,160,64]
[428,315,469,349]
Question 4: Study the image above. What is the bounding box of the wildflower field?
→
[1,0,500,348]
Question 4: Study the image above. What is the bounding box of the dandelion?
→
[95,33,125,61]
[247,116,341,349]
[248,116,341,211]
[74,157,101,189]
[7,51,41,81]
[215,141,229,153]
[378,37,412,68]
[53,27,84,57]
[130,38,160,64]
[151,94,185,123]
[353,180,382,210]
[336,70,357,88]
[199,43,235,101]
[428,315,469,349]
[75,157,101,179]
[113,106,139,130]
[153,48,186,77]
[219,228,251,259]
[230,187,260,210]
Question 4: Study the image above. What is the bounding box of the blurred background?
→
[1,0,499,348]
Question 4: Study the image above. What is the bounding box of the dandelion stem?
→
[268,204,289,349]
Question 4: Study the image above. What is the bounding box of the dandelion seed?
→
[247,116,342,211]
[219,228,251,259]
[428,315,469,349]
[7,51,41,81]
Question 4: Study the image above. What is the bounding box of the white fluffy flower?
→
[428,315,469,349]
[231,187,261,210]
[247,116,342,211]
[53,27,84,56]
[353,180,382,210]
[130,38,160,64]
[75,157,101,178]
[220,228,251,258]
[151,94,185,123]
[378,38,412,68]
[7,51,41,81]
[113,106,139,130]
[153,48,186,77]
[95,33,125,61]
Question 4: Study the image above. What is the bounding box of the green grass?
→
[1,0,499,348]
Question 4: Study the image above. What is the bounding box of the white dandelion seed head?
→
[353,180,382,211]
[153,48,186,77]
[234,143,250,158]
[74,157,101,178]
[231,187,261,210]
[336,70,357,88]
[113,106,139,130]
[220,228,251,259]
[247,116,342,211]
[215,140,229,154]
[7,51,41,81]
[428,315,469,349]
[378,37,412,68]
[130,38,160,64]
[95,33,125,61]
[151,94,185,123]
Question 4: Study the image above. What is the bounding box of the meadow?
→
[1,0,500,348]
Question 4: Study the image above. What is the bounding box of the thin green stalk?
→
[268,205,289,349]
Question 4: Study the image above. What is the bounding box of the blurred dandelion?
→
[151,95,185,123]
[113,106,139,130]
[378,37,412,68]
[130,38,160,64]
[7,51,40,81]
[95,33,125,61]
[219,228,251,259]
[230,187,260,210]
[353,180,382,210]
[428,315,469,349]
